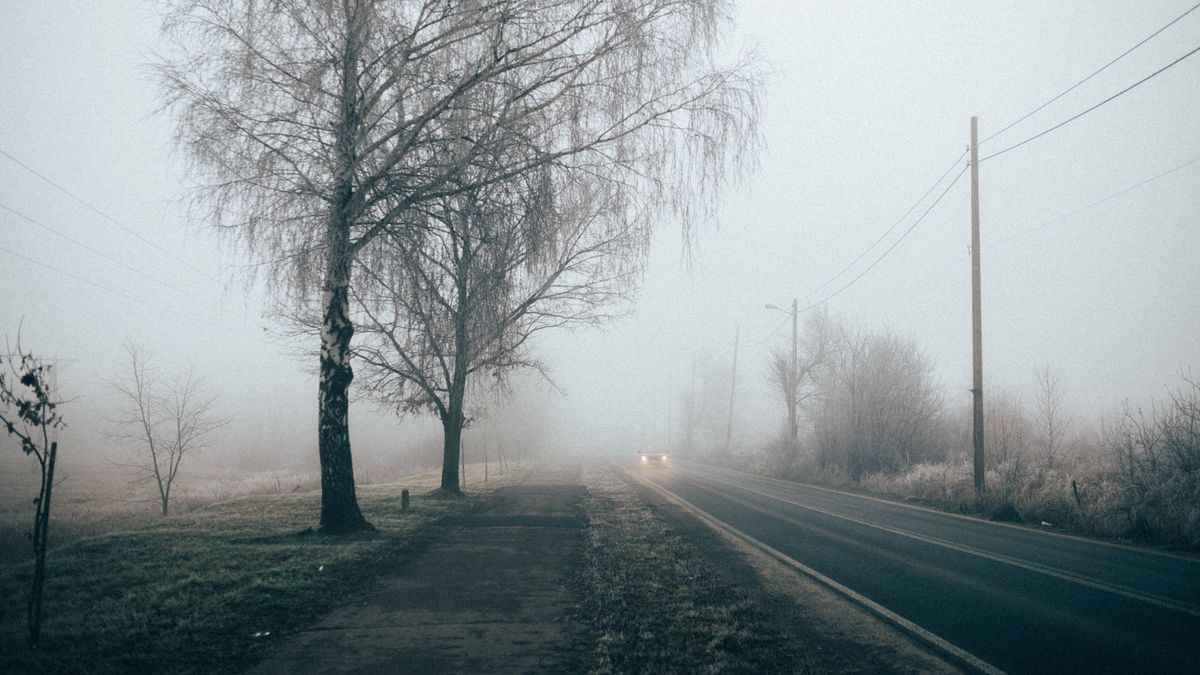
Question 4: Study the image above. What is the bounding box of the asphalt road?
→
[642,461,1200,674]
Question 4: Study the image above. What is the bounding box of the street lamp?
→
[766,299,798,445]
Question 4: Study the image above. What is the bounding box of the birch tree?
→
[158,0,759,527]
[353,172,638,491]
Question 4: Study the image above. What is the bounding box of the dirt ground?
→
[246,462,956,673]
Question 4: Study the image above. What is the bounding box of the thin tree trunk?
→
[28,441,56,647]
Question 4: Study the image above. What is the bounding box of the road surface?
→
[640,461,1200,674]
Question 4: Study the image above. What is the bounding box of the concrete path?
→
[250,468,590,674]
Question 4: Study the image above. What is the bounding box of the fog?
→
[2,0,1198,495]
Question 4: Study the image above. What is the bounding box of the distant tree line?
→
[729,309,1200,548]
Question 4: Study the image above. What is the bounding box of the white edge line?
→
[681,460,1200,563]
[690,469,1200,618]
[624,468,1006,675]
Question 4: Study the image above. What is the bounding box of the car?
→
[638,448,668,466]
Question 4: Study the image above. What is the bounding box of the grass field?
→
[0,463,522,674]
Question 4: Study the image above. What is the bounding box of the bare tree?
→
[984,388,1032,469]
[352,170,645,492]
[158,0,759,520]
[1034,364,1069,470]
[111,342,225,515]
[767,308,834,473]
[0,335,66,646]
[811,325,944,481]
[1104,373,1200,542]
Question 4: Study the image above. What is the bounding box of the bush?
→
[1103,375,1200,547]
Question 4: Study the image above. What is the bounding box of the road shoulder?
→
[620,463,960,673]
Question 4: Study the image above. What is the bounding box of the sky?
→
[1,1,1198,471]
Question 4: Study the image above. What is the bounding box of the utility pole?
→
[687,354,697,454]
[970,116,985,497]
[790,298,798,445]
[666,369,672,452]
[725,326,739,451]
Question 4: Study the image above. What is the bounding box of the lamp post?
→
[766,299,798,444]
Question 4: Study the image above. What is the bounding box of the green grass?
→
[0,476,516,674]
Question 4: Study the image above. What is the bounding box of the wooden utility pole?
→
[725,326,739,451]
[970,117,986,497]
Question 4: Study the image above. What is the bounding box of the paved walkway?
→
[251,469,590,674]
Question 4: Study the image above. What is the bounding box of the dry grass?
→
[0,461,524,674]
[0,455,517,564]
[860,458,1198,549]
[574,464,803,674]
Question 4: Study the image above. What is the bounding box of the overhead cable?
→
[0,147,220,284]
[0,244,204,323]
[800,148,969,304]
[799,162,970,313]
[992,151,1200,246]
[983,1,1200,145]
[752,314,792,348]
[981,44,1200,162]
[0,202,199,300]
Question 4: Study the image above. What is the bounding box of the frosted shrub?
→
[1102,375,1200,546]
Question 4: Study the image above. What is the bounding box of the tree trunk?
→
[440,342,468,493]
[440,410,464,493]
[28,441,56,647]
[440,223,472,493]
[316,2,373,535]
[317,243,373,533]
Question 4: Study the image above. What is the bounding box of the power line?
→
[800,148,969,304]
[991,151,1200,247]
[799,162,970,313]
[0,202,200,300]
[983,2,1200,145]
[752,314,792,348]
[981,43,1200,162]
[0,244,205,323]
[0,147,220,284]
